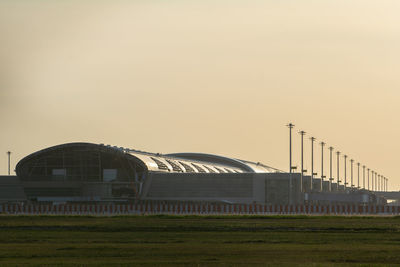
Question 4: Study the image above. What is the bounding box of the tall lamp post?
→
[287,123,295,204]
[336,151,341,186]
[329,147,334,191]
[299,130,306,192]
[382,176,384,192]
[378,174,380,191]
[344,155,348,188]
[363,165,366,189]
[357,162,360,189]
[371,171,374,191]
[320,142,325,191]
[350,159,354,188]
[310,137,316,191]
[367,169,370,191]
[383,176,385,192]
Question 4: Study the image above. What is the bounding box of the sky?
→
[1,0,399,190]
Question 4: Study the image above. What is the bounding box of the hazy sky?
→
[1,0,399,189]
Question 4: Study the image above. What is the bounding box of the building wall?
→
[141,172,303,205]
[0,176,27,202]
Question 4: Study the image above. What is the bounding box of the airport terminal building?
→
[0,142,381,205]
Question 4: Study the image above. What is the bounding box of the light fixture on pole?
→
[336,151,341,186]
[383,176,385,192]
[372,171,374,191]
[329,146,334,191]
[382,176,384,192]
[310,137,316,191]
[357,162,360,189]
[363,165,366,189]
[299,130,306,192]
[383,177,385,191]
[344,155,348,188]
[378,174,380,191]
[350,159,354,188]
[320,142,325,180]
[287,123,295,204]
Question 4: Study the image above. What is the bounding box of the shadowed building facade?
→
[0,142,379,205]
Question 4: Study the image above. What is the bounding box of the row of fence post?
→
[1,203,400,215]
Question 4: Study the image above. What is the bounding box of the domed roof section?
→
[16,143,282,175]
[166,153,282,173]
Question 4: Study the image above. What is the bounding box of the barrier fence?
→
[1,203,400,215]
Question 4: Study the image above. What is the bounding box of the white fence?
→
[1,203,400,215]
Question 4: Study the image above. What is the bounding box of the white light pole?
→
[362,165,365,189]
[357,162,360,189]
[310,137,316,191]
[344,155,348,188]
[287,123,295,204]
[373,170,376,191]
[299,130,306,192]
[329,147,334,191]
[336,151,341,185]
[350,159,354,188]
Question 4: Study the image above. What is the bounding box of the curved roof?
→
[16,142,282,175]
[167,153,282,173]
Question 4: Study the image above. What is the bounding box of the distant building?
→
[14,142,287,203]
[0,142,381,205]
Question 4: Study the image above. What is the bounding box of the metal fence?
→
[1,203,400,215]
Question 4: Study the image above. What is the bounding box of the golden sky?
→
[1,0,399,189]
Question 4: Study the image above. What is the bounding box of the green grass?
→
[0,215,399,266]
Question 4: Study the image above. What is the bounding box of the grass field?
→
[0,215,400,266]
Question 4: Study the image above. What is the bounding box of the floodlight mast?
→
[383,176,386,192]
[383,177,387,192]
[363,165,366,189]
[378,174,382,191]
[320,142,325,181]
[357,162,360,189]
[344,155,348,188]
[378,174,380,191]
[350,159,354,188]
[367,168,370,191]
[385,177,388,192]
[329,147,334,191]
[7,151,11,176]
[287,123,295,204]
[299,130,306,192]
[383,177,385,192]
[372,171,374,191]
[336,151,341,186]
[310,137,316,191]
